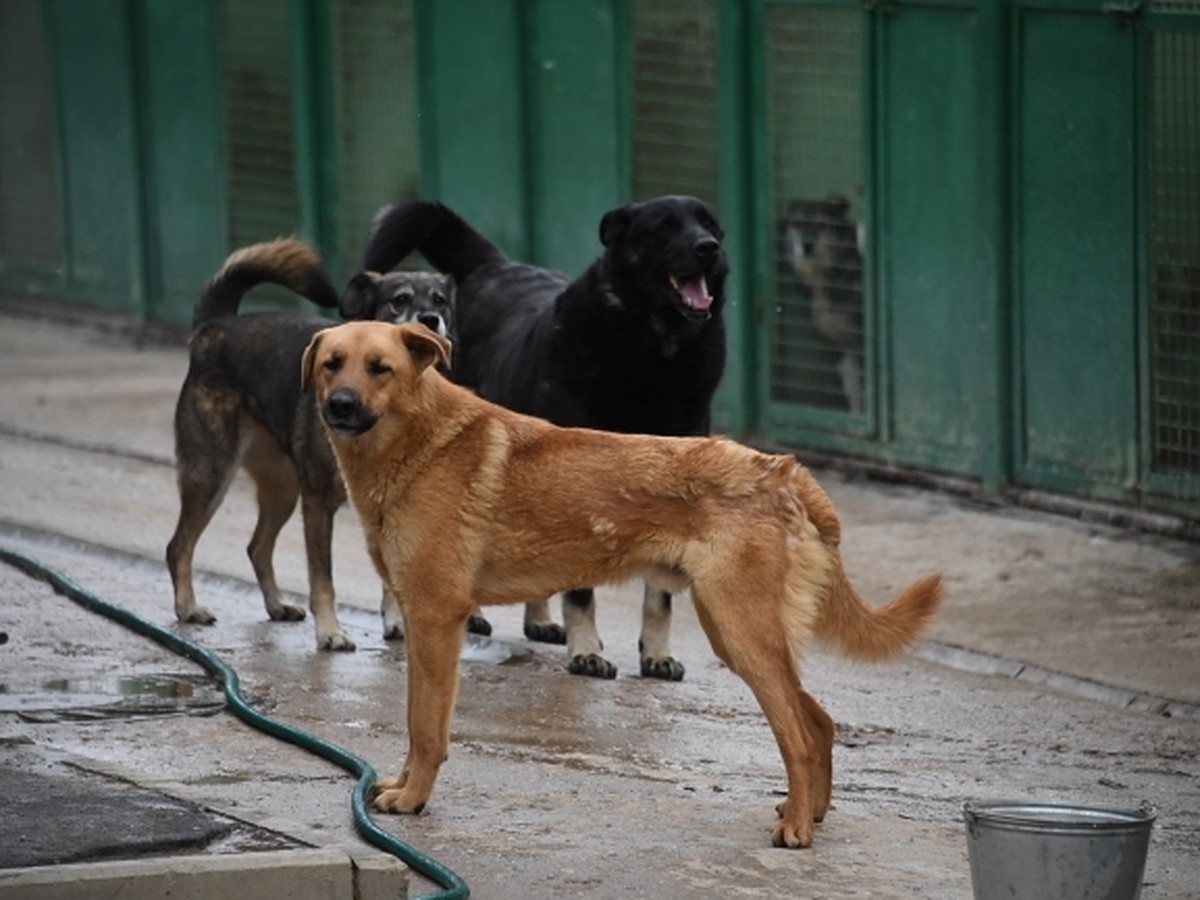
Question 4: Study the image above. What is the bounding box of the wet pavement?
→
[0,302,1198,898]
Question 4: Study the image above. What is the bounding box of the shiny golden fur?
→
[302,321,942,848]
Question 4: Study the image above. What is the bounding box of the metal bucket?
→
[963,801,1156,900]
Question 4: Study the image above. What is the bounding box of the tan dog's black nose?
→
[322,388,377,435]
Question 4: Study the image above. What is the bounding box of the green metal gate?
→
[1144,2,1200,508]
[750,0,1198,514]
[1013,0,1200,511]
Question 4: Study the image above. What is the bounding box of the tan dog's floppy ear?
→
[301,329,327,392]
[399,323,452,374]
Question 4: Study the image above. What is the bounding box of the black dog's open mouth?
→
[669,273,714,318]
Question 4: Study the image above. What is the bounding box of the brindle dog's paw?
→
[525,621,567,644]
[267,603,307,622]
[567,653,617,679]
[640,655,685,681]
[467,614,493,637]
[317,631,357,652]
[181,607,217,626]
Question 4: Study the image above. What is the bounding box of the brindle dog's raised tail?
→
[192,238,340,328]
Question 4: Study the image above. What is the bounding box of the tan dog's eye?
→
[368,358,392,377]
[322,355,343,373]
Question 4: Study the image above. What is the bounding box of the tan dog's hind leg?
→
[692,587,820,848]
[373,597,471,815]
[775,689,834,825]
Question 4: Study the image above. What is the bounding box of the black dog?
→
[362,196,728,679]
[167,238,459,650]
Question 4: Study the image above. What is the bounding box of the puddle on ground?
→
[461,633,535,666]
[0,673,225,721]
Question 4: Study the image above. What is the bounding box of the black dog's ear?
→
[599,205,634,249]
[300,329,329,393]
[339,272,380,320]
[398,323,452,375]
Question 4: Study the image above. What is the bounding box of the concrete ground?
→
[0,303,1197,898]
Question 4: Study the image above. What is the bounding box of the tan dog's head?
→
[302,321,452,437]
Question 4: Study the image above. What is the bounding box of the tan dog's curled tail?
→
[816,568,942,662]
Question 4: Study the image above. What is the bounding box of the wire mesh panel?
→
[629,0,719,203]
[0,2,62,271]
[331,0,419,276]
[1146,16,1200,488]
[217,0,300,308]
[763,3,865,417]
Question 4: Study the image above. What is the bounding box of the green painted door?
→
[44,0,145,314]
[1012,1,1138,499]
[140,1,226,326]
[873,1,1000,478]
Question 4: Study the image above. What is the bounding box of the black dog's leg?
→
[523,599,566,644]
[638,585,684,680]
[562,589,616,678]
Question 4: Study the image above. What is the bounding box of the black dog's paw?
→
[467,614,493,637]
[568,653,617,679]
[524,621,567,645]
[640,656,685,681]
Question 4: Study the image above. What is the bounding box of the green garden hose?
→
[0,545,469,900]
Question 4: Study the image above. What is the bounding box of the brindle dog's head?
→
[303,322,451,438]
[339,270,457,342]
[783,194,862,295]
[598,195,728,327]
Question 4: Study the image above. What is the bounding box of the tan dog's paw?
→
[317,630,357,652]
[771,817,814,849]
[267,602,307,622]
[373,784,428,815]
[776,797,828,824]
[370,773,408,799]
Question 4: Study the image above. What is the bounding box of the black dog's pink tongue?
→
[676,275,713,311]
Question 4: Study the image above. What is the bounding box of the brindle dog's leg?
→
[300,491,354,650]
[242,439,307,624]
[168,396,247,626]
[523,598,566,644]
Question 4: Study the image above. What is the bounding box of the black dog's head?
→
[598,195,727,326]
[339,270,457,343]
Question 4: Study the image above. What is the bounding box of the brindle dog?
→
[166,239,458,649]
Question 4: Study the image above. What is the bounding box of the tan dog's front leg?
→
[373,602,469,815]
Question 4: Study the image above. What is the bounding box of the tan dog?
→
[302,321,942,848]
